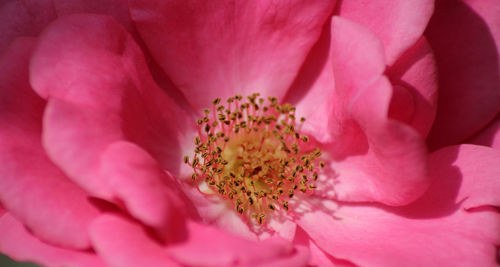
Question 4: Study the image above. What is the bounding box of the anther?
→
[186,94,325,226]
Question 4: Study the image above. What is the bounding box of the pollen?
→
[185,93,322,225]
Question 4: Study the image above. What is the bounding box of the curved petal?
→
[321,17,429,205]
[180,186,258,241]
[425,0,500,148]
[0,38,100,249]
[167,221,294,266]
[284,18,335,143]
[428,144,500,209]
[330,77,429,205]
[182,185,296,242]
[30,14,197,202]
[90,214,298,267]
[100,141,197,229]
[468,114,500,150]
[337,0,434,65]
[297,204,500,266]
[89,214,179,267]
[330,17,386,103]
[0,213,106,267]
[292,226,355,267]
[298,144,500,266]
[387,37,438,137]
[129,0,337,112]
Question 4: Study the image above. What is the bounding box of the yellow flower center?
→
[185,94,324,225]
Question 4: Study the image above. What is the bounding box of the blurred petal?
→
[466,115,500,149]
[338,0,434,65]
[425,0,500,148]
[51,0,136,34]
[258,245,310,267]
[468,113,500,150]
[0,213,106,267]
[130,0,336,111]
[0,0,56,54]
[0,38,100,249]
[0,0,138,55]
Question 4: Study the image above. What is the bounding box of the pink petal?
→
[90,214,299,267]
[337,0,434,65]
[167,221,294,266]
[30,15,196,202]
[0,38,100,249]
[425,0,500,148]
[333,77,429,205]
[323,17,430,205]
[89,214,179,267]
[429,144,500,209]
[100,141,196,229]
[0,0,138,55]
[51,0,136,35]
[257,245,310,267]
[180,186,258,240]
[0,213,106,267]
[330,17,386,104]
[387,37,438,137]
[284,18,335,143]
[183,183,297,242]
[292,226,355,267]
[297,144,500,265]
[468,114,500,149]
[297,205,500,266]
[129,0,337,112]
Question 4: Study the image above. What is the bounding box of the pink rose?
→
[1,0,499,266]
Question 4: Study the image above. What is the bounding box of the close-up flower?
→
[1,0,499,266]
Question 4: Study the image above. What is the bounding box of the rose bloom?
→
[1,0,500,266]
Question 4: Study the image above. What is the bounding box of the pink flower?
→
[1,0,499,266]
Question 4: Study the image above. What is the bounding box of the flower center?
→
[185,94,324,225]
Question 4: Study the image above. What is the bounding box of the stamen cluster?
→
[185,94,324,225]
